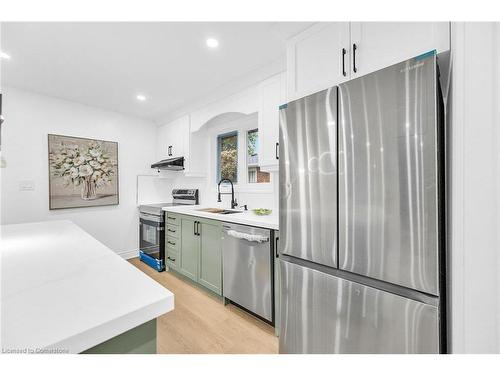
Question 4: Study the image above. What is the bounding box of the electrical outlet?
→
[19,180,35,191]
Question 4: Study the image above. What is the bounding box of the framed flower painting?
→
[48,134,119,209]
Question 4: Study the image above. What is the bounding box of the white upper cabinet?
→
[287,23,350,101]
[157,115,189,160]
[286,22,450,101]
[350,22,450,78]
[259,73,284,171]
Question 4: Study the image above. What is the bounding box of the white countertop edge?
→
[50,294,174,354]
[162,206,279,230]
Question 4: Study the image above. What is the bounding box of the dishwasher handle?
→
[225,229,269,243]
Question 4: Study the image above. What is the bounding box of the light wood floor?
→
[129,258,279,354]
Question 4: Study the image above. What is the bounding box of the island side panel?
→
[81,319,157,354]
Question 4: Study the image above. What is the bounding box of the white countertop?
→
[163,205,279,230]
[0,220,174,354]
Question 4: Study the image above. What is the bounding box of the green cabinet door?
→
[198,219,222,295]
[179,216,199,282]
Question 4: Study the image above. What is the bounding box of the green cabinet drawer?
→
[166,224,179,238]
[165,212,180,225]
[166,235,179,251]
[166,247,179,270]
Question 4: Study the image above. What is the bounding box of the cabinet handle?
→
[352,43,358,73]
[275,236,279,258]
[342,48,347,77]
[194,221,197,236]
[167,228,176,233]
[196,221,201,236]
[275,142,279,160]
[167,240,176,246]
[167,216,176,221]
[168,145,173,156]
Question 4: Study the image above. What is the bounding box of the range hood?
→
[151,156,185,171]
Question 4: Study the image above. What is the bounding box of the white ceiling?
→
[0,22,312,122]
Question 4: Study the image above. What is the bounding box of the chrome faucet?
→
[217,178,237,209]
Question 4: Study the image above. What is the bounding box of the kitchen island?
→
[0,220,174,354]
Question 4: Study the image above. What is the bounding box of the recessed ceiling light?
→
[136,94,147,102]
[206,38,219,49]
[0,51,11,60]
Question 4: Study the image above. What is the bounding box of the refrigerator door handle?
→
[342,47,347,77]
[352,43,358,73]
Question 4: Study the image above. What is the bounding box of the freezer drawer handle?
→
[275,142,279,160]
[226,229,269,243]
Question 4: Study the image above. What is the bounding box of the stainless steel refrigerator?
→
[279,52,447,354]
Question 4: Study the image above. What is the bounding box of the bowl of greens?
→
[252,208,272,216]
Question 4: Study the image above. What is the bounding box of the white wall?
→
[153,111,279,212]
[0,87,158,256]
[450,22,500,353]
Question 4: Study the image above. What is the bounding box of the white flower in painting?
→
[89,160,101,169]
[78,164,93,177]
[73,155,86,166]
[69,167,79,178]
[89,149,102,158]
[62,163,72,171]
[91,170,102,181]
[66,149,77,158]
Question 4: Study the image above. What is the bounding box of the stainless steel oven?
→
[139,211,165,271]
[139,189,198,272]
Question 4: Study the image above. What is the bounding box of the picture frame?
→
[47,134,119,210]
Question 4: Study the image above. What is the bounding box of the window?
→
[217,131,238,183]
[247,129,270,184]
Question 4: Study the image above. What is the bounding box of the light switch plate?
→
[19,180,35,191]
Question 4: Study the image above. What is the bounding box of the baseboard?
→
[118,249,139,260]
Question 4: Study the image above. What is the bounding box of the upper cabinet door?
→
[259,73,283,171]
[350,22,450,78]
[157,115,189,160]
[287,22,350,101]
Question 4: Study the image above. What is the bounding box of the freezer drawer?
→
[222,223,272,321]
[279,87,338,268]
[279,260,439,354]
[338,54,441,295]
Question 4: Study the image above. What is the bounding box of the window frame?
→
[210,113,273,194]
[246,128,270,184]
[216,130,239,184]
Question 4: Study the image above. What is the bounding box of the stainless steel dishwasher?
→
[222,223,272,322]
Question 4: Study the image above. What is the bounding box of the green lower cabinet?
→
[82,319,157,354]
[198,220,222,295]
[173,213,223,296]
[179,216,199,282]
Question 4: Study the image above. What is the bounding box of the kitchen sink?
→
[197,208,242,215]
